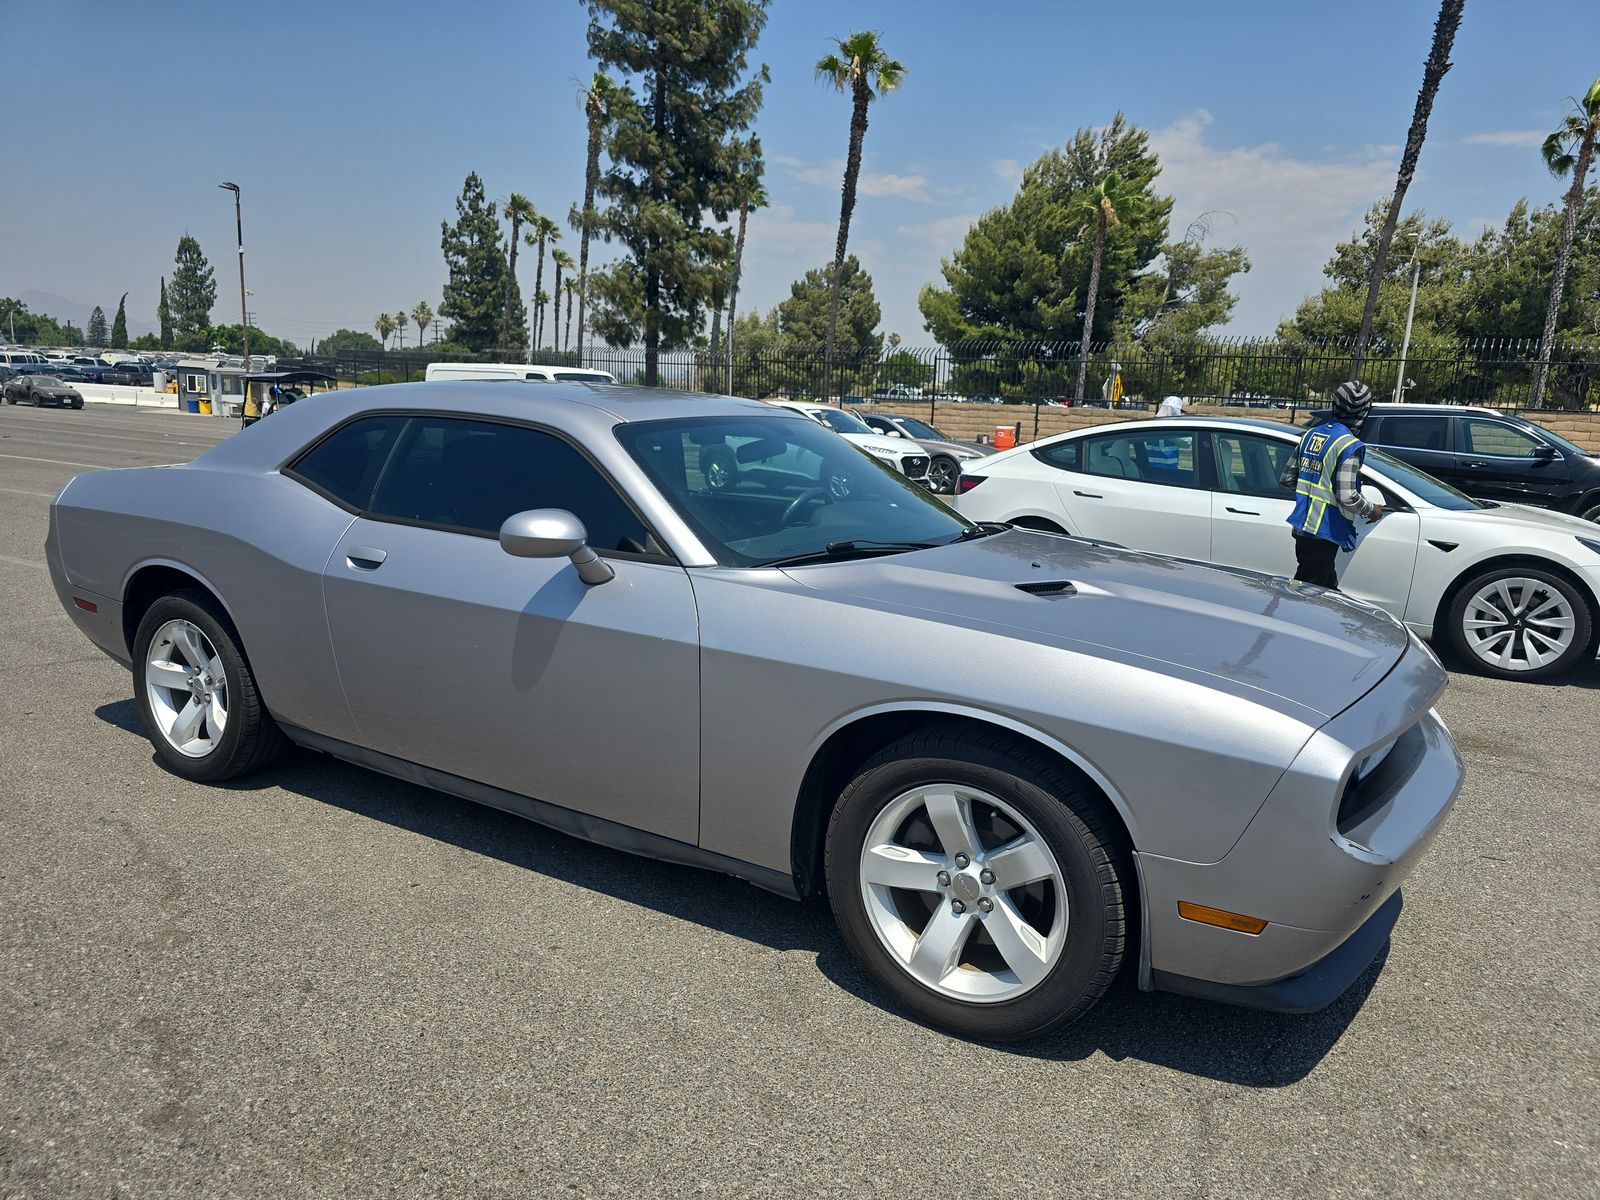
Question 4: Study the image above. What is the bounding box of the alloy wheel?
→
[1461,576,1577,673]
[144,619,229,758]
[858,784,1067,1002]
[928,458,959,494]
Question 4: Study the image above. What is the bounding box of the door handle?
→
[1073,490,1104,499]
[1464,461,1487,469]
[345,546,388,570]
[1225,506,1261,515]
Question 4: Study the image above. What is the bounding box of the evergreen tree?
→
[86,305,109,346]
[439,172,511,353]
[157,277,173,349]
[110,293,129,348]
[169,235,217,351]
[585,0,769,384]
[776,255,882,397]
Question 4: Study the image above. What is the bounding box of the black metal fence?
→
[288,335,1600,412]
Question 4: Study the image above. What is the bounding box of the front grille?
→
[901,455,929,478]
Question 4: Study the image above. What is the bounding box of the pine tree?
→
[157,277,173,349]
[110,293,129,348]
[585,0,769,384]
[169,235,217,351]
[439,172,512,353]
[86,305,109,345]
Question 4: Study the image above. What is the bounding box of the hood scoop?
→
[1015,579,1078,598]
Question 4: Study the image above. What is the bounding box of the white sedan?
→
[764,400,932,484]
[956,416,1600,681]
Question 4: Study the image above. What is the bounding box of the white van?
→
[423,362,617,384]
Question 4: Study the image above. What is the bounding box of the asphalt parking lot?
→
[1,402,1597,1199]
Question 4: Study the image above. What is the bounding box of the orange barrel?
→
[993,425,1017,450]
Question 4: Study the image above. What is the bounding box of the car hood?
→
[1460,501,1599,537]
[780,531,1411,722]
[842,431,922,457]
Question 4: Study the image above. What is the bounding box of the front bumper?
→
[1138,646,1462,1010]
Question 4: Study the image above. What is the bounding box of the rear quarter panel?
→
[52,464,361,742]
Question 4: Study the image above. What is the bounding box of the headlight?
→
[866,447,897,460]
[1578,536,1600,558]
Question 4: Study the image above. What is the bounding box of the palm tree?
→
[394,309,408,350]
[501,194,537,351]
[724,145,768,394]
[1069,173,1143,403]
[574,71,619,363]
[551,249,575,357]
[375,312,396,350]
[816,32,905,396]
[564,278,576,354]
[1531,77,1600,409]
[526,215,560,354]
[412,301,433,347]
[1351,0,1466,374]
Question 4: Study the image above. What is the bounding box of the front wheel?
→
[1446,567,1594,681]
[132,590,288,781]
[826,727,1127,1041]
[1577,500,1600,525]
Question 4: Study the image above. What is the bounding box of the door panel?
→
[323,518,701,843]
[1458,417,1572,506]
[1054,429,1211,558]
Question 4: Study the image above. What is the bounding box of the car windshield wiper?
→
[949,522,1009,542]
[762,538,942,568]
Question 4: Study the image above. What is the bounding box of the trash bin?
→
[182,396,199,414]
[993,425,1017,450]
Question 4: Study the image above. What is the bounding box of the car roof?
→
[195,380,789,469]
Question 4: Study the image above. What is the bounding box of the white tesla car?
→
[956,416,1600,681]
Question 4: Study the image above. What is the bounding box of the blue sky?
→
[3,0,1594,347]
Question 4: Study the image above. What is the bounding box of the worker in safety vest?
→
[1278,380,1384,589]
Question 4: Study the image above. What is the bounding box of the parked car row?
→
[49,380,1464,1042]
[955,415,1600,681]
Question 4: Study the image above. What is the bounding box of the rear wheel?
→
[1446,567,1594,681]
[132,590,288,781]
[1577,499,1600,524]
[927,456,960,495]
[826,727,1127,1041]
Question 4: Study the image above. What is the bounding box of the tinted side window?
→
[1378,415,1450,451]
[1033,440,1081,471]
[1462,418,1543,458]
[367,417,652,553]
[287,415,406,509]
[1082,431,1199,486]
[1212,432,1294,498]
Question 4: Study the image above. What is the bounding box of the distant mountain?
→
[17,289,156,339]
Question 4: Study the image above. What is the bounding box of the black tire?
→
[131,589,289,781]
[1010,516,1069,535]
[1445,566,1595,681]
[1577,499,1600,525]
[825,725,1127,1041]
[927,455,960,495]
[72,398,84,410]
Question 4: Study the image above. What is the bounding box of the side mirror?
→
[886,428,903,437]
[499,508,614,585]
[1534,443,1558,458]
[1360,484,1386,510]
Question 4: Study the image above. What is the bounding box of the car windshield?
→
[894,417,946,441]
[616,414,971,567]
[1518,421,1591,458]
[1366,448,1482,510]
[813,407,873,435]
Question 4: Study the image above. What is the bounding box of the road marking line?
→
[0,552,46,570]
[0,486,54,497]
[0,453,106,469]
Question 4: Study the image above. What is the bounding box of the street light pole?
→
[1393,255,1421,404]
[220,182,250,423]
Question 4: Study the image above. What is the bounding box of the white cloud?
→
[990,158,1022,187]
[780,157,934,203]
[897,213,978,246]
[1463,129,1546,147]
[1149,109,1397,331]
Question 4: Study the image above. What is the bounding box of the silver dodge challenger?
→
[47,384,1464,1040]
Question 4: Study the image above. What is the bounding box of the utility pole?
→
[220,182,250,423]
[1393,254,1421,403]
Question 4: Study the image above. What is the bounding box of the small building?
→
[175,358,250,416]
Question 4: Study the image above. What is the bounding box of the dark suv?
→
[1309,403,1600,522]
